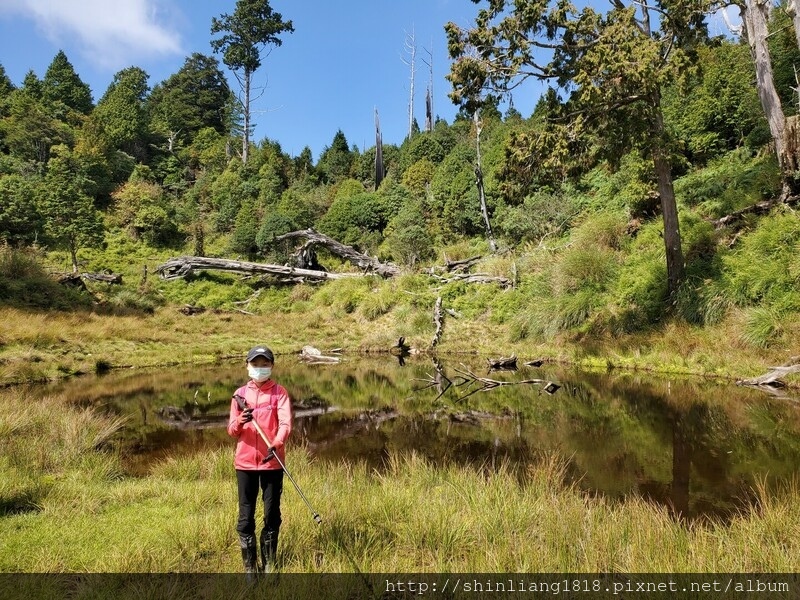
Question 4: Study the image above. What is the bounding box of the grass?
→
[2,389,800,574]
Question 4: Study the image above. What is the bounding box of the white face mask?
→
[248,365,272,382]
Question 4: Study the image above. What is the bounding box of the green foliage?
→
[494,189,579,244]
[401,159,436,198]
[91,67,150,159]
[741,307,784,348]
[398,132,447,174]
[607,221,668,332]
[318,191,385,249]
[40,145,104,271]
[0,174,44,246]
[674,149,781,218]
[210,0,293,75]
[381,200,434,266]
[767,7,800,116]
[662,42,766,163]
[229,201,259,257]
[429,145,483,237]
[317,130,354,183]
[579,152,657,217]
[41,50,93,115]
[255,211,295,258]
[718,212,800,313]
[209,167,257,232]
[110,176,180,246]
[147,53,231,149]
[0,85,72,164]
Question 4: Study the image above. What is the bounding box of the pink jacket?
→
[227,379,292,471]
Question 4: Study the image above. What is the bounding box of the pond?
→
[41,354,800,522]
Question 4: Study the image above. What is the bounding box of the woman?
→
[227,345,293,577]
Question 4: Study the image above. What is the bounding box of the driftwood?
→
[712,194,800,231]
[524,359,545,367]
[82,271,123,284]
[424,255,481,275]
[273,229,401,277]
[57,273,87,290]
[738,357,800,393]
[58,272,123,286]
[157,403,338,429]
[415,363,561,402]
[155,256,363,282]
[179,304,205,316]
[430,272,513,289]
[488,355,517,370]
[299,345,341,364]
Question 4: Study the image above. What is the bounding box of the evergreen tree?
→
[446,0,712,297]
[0,64,15,110]
[211,0,294,164]
[1,81,69,165]
[42,50,93,115]
[91,67,150,161]
[317,130,353,183]
[0,174,44,245]
[40,145,104,272]
[147,53,232,151]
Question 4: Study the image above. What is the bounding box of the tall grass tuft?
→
[0,245,90,310]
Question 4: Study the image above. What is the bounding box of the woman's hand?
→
[238,408,253,425]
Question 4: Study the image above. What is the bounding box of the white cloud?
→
[0,0,183,69]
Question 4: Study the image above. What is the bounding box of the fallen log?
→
[179,304,205,316]
[299,345,341,364]
[273,228,401,277]
[430,272,513,288]
[712,194,800,231]
[81,271,123,284]
[154,256,364,282]
[488,355,517,370]
[738,357,800,391]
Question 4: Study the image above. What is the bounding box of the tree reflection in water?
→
[39,356,800,521]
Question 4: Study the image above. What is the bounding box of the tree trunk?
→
[650,91,684,299]
[786,0,800,50]
[242,68,251,164]
[69,239,79,274]
[742,0,787,170]
[474,110,497,253]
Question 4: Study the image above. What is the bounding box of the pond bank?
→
[0,304,796,389]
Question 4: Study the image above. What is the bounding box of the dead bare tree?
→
[375,108,385,189]
[474,110,498,252]
[274,229,401,277]
[422,40,434,132]
[401,27,417,139]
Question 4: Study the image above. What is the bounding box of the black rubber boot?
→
[260,529,279,573]
[239,534,258,584]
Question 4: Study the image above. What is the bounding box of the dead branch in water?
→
[415,362,561,402]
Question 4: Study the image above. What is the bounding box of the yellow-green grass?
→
[1,297,798,387]
[2,390,800,573]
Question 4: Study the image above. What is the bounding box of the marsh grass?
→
[3,391,800,574]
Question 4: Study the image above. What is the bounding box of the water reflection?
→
[36,356,800,522]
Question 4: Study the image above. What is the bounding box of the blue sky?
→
[0,0,545,161]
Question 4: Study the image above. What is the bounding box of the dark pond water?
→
[41,355,800,522]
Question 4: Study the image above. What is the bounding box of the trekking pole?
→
[234,394,322,525]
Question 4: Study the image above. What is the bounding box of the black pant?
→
[236,469,284,537]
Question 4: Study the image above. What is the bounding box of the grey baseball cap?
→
[246,346,275,363]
